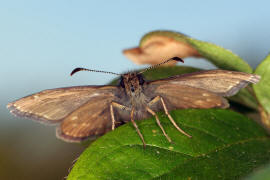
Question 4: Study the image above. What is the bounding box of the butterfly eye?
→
[137,74,145,85]
[120,76,125,88]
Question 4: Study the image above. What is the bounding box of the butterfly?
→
[7,57,260,147]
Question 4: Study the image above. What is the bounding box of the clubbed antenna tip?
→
[70,68,84,76]
[70,67,120,76]
[171,57,184,63]
[139,57,184,74]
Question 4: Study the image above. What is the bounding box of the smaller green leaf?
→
[230,88,258,110]
[141,65,199,80]
[140,30,253,73]
[110,66,200,85]
[186,37,253,73]
[253,53,270,114]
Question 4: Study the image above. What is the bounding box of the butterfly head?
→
[70,57,183,97]
[120,73,145,96]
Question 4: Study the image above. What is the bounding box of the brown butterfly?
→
[7,57,260,147]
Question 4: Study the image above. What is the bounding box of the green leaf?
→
[253,54,270,114]
[142,65,200,80]
[230,88,258,110]
[140,31,253,73]
[109,65,200,85]
[246,163,270,180]
[67,109,270,180]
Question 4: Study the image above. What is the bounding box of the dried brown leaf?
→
[123,35,200,66]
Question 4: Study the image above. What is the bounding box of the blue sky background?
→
[0,1,269,179]
[1,1,270,105]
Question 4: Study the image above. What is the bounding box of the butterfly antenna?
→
[70,67,121,76]
[138,57,184,74]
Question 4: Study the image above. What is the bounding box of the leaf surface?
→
[68,109,270,180]
[254,54,270,114]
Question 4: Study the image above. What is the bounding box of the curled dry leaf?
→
[123,33,200,66]
[123,31,252,74]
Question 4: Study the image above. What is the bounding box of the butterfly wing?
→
[149,70,260,97]
[7,85,118,124]
[56,94,116,142]
[150,84,229,111]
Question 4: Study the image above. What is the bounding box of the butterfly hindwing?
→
[56,94,116,142]
[152,84,229,110]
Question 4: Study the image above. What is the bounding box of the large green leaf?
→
[253,54,270,115]
[140,31,253,73]
[68,109,270,180]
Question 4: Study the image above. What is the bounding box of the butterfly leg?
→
[148,95,161,107]
[160,97,192,138]
[111,102,131,130]
[146,107,172,143]
[111,103,146,148]
[130,108,146,148]
[110,104,116,130]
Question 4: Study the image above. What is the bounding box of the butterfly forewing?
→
[7,85,118,124]
[150,70,260,97]
[57,94,116,142]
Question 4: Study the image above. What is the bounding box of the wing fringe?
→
[56,127,98,143]
[7,102,62,125]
